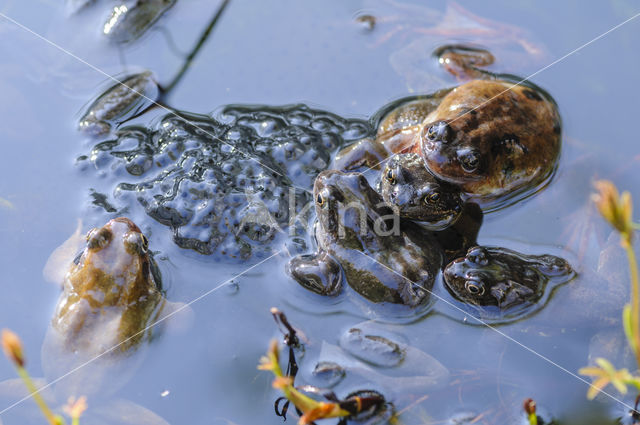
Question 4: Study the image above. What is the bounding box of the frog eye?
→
[424,191,441,205]
[459,151,480,173]
[140,234,149,253]
[385,168,396,185]
[467,247,489,266]
[86,227,112,250]
[125,232,148,255]
[316,193,325,206]
[465,281,485,296]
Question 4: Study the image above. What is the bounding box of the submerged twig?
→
[161,0,231,96]
[260,309,386,424]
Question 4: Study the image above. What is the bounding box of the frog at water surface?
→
[443,246,574,320]
[48,217,164,354]
[334,46,561,209]
[377,153,463,229]
[287,170,442,307]
[0,218,176,424]
[40,217,178,401]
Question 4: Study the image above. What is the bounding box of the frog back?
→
[421,79,561,209]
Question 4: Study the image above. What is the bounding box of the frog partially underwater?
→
[377,153,463,229]
[287,170,443,308]
[334,46,561,209]
[46,218,165,360]
[0,218,181,424]
[442,246,575,321]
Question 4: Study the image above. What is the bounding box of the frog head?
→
[379,154,463,229]
[419,118,488,189]
[313,170,395,248]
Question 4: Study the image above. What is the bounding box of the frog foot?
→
[286,251,343,296]
[433,44,495,81]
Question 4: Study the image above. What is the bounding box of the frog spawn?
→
[81,105,372,261]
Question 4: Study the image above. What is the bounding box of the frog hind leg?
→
[331,138,391,171]
[434,44,495,81]
[286,251,343,296]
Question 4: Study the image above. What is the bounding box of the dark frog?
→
[287,170,442,308]
[377,153,463,229]
[443,246,574,320]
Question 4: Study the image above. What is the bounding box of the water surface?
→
[0,1,639,424]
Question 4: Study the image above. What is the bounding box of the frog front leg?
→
[330,137,391,171]
[286,251,343,296]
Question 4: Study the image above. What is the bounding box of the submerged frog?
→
[41,217,181,400]
[0,218,176,424]
[377,153,463,229]
[47,217,164,357]
[443,246,574,320]
[287,170,442,308]
[334,46,561,208]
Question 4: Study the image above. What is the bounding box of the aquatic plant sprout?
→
[579,180,640,401]
[523,398,538,425]
[1,329,81,425]
[258,340,352,425]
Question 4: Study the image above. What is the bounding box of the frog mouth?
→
[489,280,535,309]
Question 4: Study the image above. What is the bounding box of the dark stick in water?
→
[160,0,231,97]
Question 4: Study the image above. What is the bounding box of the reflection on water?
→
[0,0,639,424]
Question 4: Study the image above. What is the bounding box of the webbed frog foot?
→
[433,44,495,81]
[286,251,343,296]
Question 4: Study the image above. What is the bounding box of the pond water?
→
[0,0,639,424]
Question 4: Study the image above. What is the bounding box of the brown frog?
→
[0,218,177,424]
[47,217,164,356]
[333,46,561,209]
[40,217,185,401]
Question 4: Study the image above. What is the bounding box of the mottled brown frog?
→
[333,46,561,209]
[48,217,164,354]
[0,218,178,424]
[41,217,177,399]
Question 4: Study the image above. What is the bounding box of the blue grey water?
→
[0,0,639,424]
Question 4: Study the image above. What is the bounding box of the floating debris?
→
[103,0,177,44]
[78,71,159,136]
